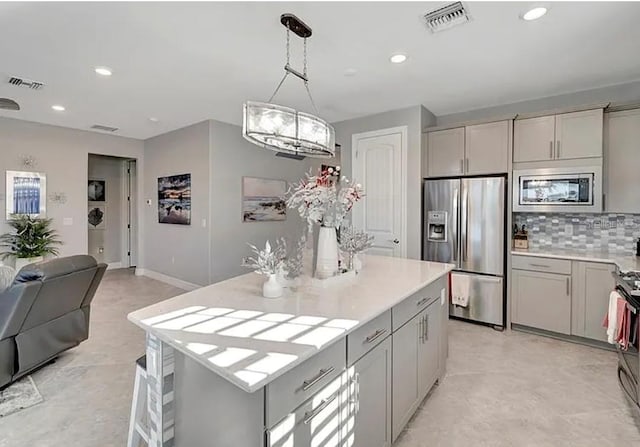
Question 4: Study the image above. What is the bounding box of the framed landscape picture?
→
[88,179,106,201]
[5,170,47,219]
[158,173,191,225]
[242,177,287,222]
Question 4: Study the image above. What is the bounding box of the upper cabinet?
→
[425,120,509,178]
[426,127,465,177]
[514,109,603,163]
[604,108,640,214]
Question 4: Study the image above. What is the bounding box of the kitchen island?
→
[128,255,454,447]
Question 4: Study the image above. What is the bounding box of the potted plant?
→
[0,215,62,271]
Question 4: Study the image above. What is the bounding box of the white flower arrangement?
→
[339,226,374,255]
[286,167,364,229]
[243,240,286,276]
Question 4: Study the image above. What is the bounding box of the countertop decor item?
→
[512,224,529,249]
[242,13,335,158]
[339,226,374,273]
[286,167,364,278]
[243,240,286,298]
[0,215,61,270]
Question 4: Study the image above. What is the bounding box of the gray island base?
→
[128,255,454,447]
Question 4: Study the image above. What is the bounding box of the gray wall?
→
[208,120,319,283]
[0,117,143,263]
[143,121,211,286]
[88,155,124,265]
[333,105,436,260]
[437,80,640,126]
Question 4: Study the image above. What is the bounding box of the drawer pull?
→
[529,263,551,269]
[416,297,429,307]
[302,367,335,391]
[303,393,338,425]
[365,328,387,344]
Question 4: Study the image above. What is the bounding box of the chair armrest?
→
[0,282,42,340]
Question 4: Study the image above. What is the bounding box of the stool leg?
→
[128,367,144,447]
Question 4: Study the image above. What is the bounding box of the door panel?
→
[573,262,615,342]
[423,179,459,267]
[418,302,440,399]
[513,116,555,162]
[427,128,465,177]
[465,121,509,175]
[555,109,603,160]
[460,177,505,275]
[353,131,403,257]
[449,272,504,326]
[391,316,419,442]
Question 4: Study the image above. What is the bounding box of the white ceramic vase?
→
[263,273,283,298]
[15,256,43,272]
[353,254,363,273]
[315,226,339,279]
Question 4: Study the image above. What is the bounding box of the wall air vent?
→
[423,2,470,33]
[90,124,119,132]
[0,98,20,111]
[8,76,45,90]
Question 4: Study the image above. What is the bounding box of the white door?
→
[352,128,406,257]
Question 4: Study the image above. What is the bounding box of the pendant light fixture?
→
[242,14,335,158]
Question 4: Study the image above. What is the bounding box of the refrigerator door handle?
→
[461,187,469,262]
[453,187,459,263]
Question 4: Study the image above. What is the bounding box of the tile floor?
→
[1,269,639,446]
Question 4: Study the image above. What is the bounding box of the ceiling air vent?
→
[424,2,470,33]
[90,124,119,132]
[8,76,45,90]
[0,98,20,111]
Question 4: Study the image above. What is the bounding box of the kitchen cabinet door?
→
[426,127,465,177]
[555,109,603,160]
[511,269,572,334]
[465,120,510,175]
[604,109,640,213]
[513,115,556,163]
[572,262,615,342]
[351,337,392,447]
[391,314,420,442]
[418,301,441,399]
[438,286,449,379]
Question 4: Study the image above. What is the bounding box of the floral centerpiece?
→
[286,167,364,278]
[243,240,286,298]
[338,226,374,273]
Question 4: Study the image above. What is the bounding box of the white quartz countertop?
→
[128,255,454,393]
[512,247,640,273]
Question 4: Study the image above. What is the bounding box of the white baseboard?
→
[135,268,200,291]
[107,262,123,270]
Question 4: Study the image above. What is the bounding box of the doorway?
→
[87,155,137,268]
[351,126,408,257]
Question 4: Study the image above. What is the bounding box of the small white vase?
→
[353,254,363,273]
[15,256,43,272]
[316,226,339,279]
[263,273,283,298]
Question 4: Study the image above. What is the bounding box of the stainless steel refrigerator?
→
[423,177,506,327]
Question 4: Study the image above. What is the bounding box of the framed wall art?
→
[158,173,191,225]
[242,177,286,222]
[5,170,47,219]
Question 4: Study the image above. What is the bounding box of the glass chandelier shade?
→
[243,101,335,158]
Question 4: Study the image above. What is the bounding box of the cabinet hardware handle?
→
[603,194,606,210]
[424,314,429,342]
[303,393,338,425]
[556,140,561,158]
[302,367,335,391]
[529,263,550,268]
[465,158,469,173]
[419,316,424,343]
[549,141,553,159]
[416,297,429,307]
[348,372,361,414]
[566,277,571,296]
[460,159,464,173]
[365,328,387,344]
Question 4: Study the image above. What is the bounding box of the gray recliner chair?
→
[0,255,107,389]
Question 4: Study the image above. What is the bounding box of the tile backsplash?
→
[513,213,640,254]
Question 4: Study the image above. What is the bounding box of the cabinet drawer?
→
[512,255,571,274]
[265,338,346,428]
[392,276,446,331]
[347,310,391,365]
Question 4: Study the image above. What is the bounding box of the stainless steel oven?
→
[513,166,602,213]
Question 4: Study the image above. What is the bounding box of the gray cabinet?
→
[352,337,392,447]
[572,261,615,342]
[426,127,465,177]
[511,268,572,334]
[604,109,640,213]
[464,121,510,175]
[391,299,441,441]
[514,109,603,163]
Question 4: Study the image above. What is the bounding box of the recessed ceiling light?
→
[149,117,159,123]
[344,68,357,77]
[390,54,407,64]
[51,105,65,112]
[94,67,113,76]
[522,7,548,21]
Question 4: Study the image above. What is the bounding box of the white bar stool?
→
[127,355,149,447]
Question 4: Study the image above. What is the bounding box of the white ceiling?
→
[1,1,640,139]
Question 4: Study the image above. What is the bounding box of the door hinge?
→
[127,196,130,201]
[128,251,131,256]
[127,224,131,229]
[127,168,130,174]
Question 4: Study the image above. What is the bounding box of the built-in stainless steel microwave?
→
[513,166,602,213]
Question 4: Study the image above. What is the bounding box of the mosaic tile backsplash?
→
[513,213,640,254]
